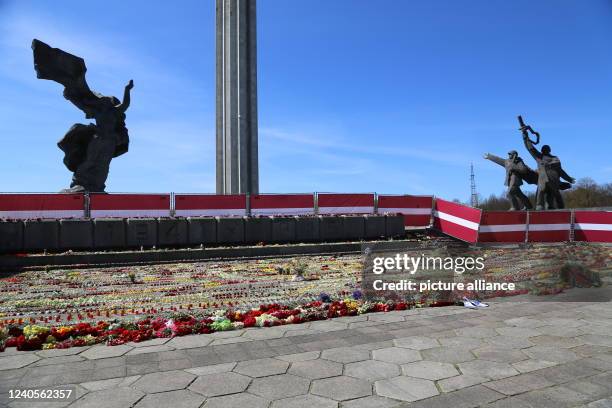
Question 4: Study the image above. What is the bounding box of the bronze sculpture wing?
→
[32,39,98,114]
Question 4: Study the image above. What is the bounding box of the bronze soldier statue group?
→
[484,116,575,211]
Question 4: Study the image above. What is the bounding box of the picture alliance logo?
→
[371,254,486,275]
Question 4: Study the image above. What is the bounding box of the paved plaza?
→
[1,296,611,408]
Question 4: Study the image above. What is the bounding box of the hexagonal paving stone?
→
[166,334,213,349]
[401,360,459,380]
[523,346,579,363]
[536,325,584,338]
[504,317,546,328]
[134,389,205,408]
[529,335,585,348]
[186,362,237,376]
[189,372,251,397]
[71,387,144,408]
[81,375,141,391]
[276,351,320,362]
[511,359,557,373]
[439,336,484,350]
[0,354,40,370]
[473,346,528,363]
[437,374,488,393]
[341,395,400,408]
[233,358,289,377]
[321,347,370,363]
[495,327,542,338]
[541,318,586,328]
[309,320,348,331]
[270,394,338,408]
[393,336,439,350]
[80,344,133,360]
[288,358,343,379]
[126,344,175,355]
[420,346,475,364]
[242,327,286,340]
[344,360,401,382]
[375,376,438,402]
[457,360,519,380]
[132,370,196,393]
[311,376,372,401]
[372,347,421,364]
[368,313,405,323]
[248,374,310,400]
[455,327,499,338]
[578,334,612,347]
[203,392,270,408]
[485,335,534,350]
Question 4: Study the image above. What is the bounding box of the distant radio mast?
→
[470,162,479,207]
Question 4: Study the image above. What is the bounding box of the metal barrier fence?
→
[433,198,612,244]
[0,193,433,228]
[1,193,609,243]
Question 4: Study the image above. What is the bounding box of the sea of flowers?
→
[0,297,421,352]
[1,244,595,352]
[1,255,363,324]
[0,255,371,351]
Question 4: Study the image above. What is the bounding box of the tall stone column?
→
[216,0,259,194]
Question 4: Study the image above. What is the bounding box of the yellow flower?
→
[23,325,50,339]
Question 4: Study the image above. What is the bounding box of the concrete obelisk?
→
[216,0,259,194]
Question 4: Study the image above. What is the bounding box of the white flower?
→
[255,313,279,327]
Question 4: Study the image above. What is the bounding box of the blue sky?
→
[1,0,611,201]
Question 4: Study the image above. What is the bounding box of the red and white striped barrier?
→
[574,211,612,243]
[478,211,527,243]
[378,195,432,227]
[0,194,85,219]
[250,194,314,216]
[90,194,170,218]
[433,199,481,243]
[527,211,571,242]
[175,194,246,217]
[317,193,375,215]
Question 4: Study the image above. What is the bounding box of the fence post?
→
[314,192,319,215]
[246,193,251,217]
[374,193,379,215]
[569,209,575,242]
[84,192,91,218]
[170,192,175,217]
[525,211,530,243]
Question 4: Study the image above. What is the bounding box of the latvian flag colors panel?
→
[527,211,571,242]
[378,195,432,227]
[174,194,246,217]
[90,194,171,218]
[250,194,314,216]
[574,211,612,243]
[478,211,527,243]
[317,193,375,215]
[433,199,481,243]
[0,194,85,219]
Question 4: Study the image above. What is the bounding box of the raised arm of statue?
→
[483,153,506,167]
[522,133,542,160]
[118,80,134,113]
